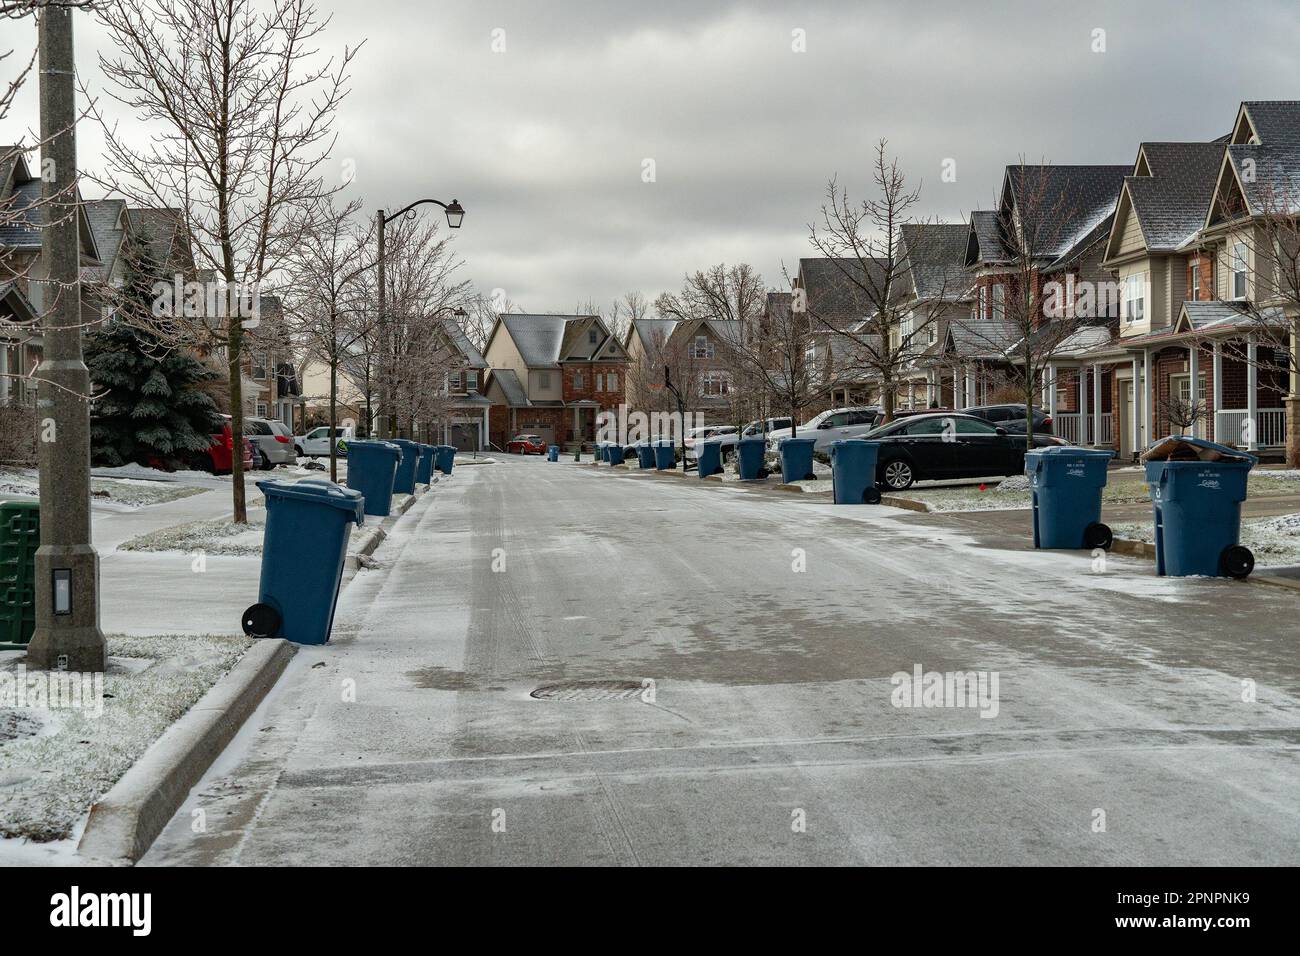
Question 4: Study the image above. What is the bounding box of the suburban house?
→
[796,256,886,411]
[483,313,628,448]
[623,314,742,422]
[956,162,1129,435]
[892,222,975,408]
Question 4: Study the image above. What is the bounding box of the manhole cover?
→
[530,680,644,701]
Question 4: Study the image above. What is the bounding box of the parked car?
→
[296,425,355,458]
[962,403,1054,434]
[866,412,1067,491]
[187,415,255,474]
[683,425,738,460]
[244,416,296,469]
[507,434,548,455]
[765,406,884,453]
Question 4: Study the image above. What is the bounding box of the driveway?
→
[142,455,1300,865]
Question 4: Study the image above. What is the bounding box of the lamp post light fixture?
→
[375,198,465,439]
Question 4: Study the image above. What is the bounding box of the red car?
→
[506,433,548,455]
[190,415,255,474]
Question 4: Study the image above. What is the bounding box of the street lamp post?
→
[26,4,105,672]
[375,198,464,439]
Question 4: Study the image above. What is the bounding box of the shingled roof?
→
[1121,142,1224,252]
[1221,101,1300,217]
[898,223,970,299]
[797,257,888,327]
[998,164,1129,262]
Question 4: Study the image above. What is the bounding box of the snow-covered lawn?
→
[0,633,252,842]
[1111,512,1300,568]
[1,467,207,509]
[118,502,371,556]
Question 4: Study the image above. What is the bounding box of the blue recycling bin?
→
[597,442,610,463]
[1143,436,1257,578]
[654,440,675,470]
[547,445,560,462]
[609,444,627,465]
[253,477,364,645]
[391,439,420,494]
[736,436,768,480]
[435,445,456,475]
[414,444,435,485]
[637,443,655,469]
[342,439,403,517]
[830,439,882,504]
[779,437,817,483]
[697,440,723,478]
[1025,446,1116,549]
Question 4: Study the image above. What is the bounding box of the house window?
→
[252,352,268,380]
[256,402,268,417]
[595,373,603,391]
[899,313,914,344]
[991,283,1005,319]
[701,370,730,397]
[1173,373,1208,404]
[693,335,714,359]
[1124,273,1146,323]
[978,286,988,319]
[1232,242,1248,299]
[588,329,598,344]
[465,370,478,391]
[607,372,618,391]
[573,372,584,390]
[538,371,551,389]
[449,370,461,391]
[1188,258,1201,301]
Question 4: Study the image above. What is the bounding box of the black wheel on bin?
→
[1083,521,1113,551]
[804,472,817,481]
[757,467,769,479]
[1220,545,1254,579]
[863,487,882,504]
[242,603,281,639]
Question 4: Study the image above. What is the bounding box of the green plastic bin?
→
[0,501,40,648]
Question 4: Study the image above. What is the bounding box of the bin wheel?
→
[863,487,882,504]
[1220,545,1255,580]
[242,603,281,639]
[804,472,817,481]
[757,467,769,479]
[1083,521,1113,551]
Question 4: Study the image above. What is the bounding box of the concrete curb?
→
[1110,536,1157,560]
[77,638,296,865]
[881,494,931,513]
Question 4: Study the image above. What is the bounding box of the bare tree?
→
[805,140,964,423]
[87,0,361,522]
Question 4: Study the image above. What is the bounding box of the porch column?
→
[1130,355,1141,453]
[964,367,975,408]
[1077,365,1088,444]
[481,405,488,450]
[573,404,580,443]
[1092,364,1102,447]
[1188,343,1200,439]
[1247,334,1259,451]
[926,368,937,405]
[1143,348,1154,448]
[1046,363,1057,419]
[1211,341,1223,443]
[0,345,9,404]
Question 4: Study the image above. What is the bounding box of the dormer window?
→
[1231,243,1248,300]
[693,335,714,359]
[1124,273,1146,324]
[1188,258,1201,301]
[466,370,478,391]
[588,329,597,344]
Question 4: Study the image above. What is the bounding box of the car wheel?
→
[294,445,304,457]
[881,458,915,491]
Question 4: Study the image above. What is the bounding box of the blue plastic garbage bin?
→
[637,443,655,469]
[391,439,420,494]
[246,477,364,645]
[596,442,610,463]
[1143,436,1257,578]
[342,439,403,517]
[435,445,456,476]
[609,444,627,465]
[415,444,435,485]
[654,440,675,470]
[779,437,817,484]
[736,436,769,480]
[1025,446,1116,549]
[697,440,723,478]
[831,439,882,504]
[547,445,559,462]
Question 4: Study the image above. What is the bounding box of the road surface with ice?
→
[143,455,1300,865]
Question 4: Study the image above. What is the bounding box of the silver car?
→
[244,417,297,469]
[765,406,883,453]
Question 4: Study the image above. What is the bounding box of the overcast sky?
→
[6,0,1300,312]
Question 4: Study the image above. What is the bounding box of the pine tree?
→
[86,240,222,469]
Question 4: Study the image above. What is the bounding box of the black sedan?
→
[865,412,1066,491]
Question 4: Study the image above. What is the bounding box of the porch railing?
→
[1096,412,1113,446]
[1053,411,1113,446]
[1055,413,1081,444]
[1213,408,1287,448]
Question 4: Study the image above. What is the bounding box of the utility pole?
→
[375,208,389,439]
[27,3,105,673]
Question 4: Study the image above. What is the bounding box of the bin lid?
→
[1140,435,1257,466]
[778,436,817,447]
[347,439,403,459]
[391,438,419,449]
[1025,445,1115,460]
[830,438,878,448]
[256,477,366,525]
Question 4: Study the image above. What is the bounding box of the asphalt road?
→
[143,454,1300,865]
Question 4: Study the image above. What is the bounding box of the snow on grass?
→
[1112,512,1300,567]
[1,467,206,508]
[119,502,368,556]
[0,633,252,842]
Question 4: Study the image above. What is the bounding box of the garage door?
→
[450,423,480,451]
[521,422,555,445]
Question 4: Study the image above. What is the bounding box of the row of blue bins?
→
[241,440,458,646]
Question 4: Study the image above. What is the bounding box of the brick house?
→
[623,314,742,424]
[483,313,628,448]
